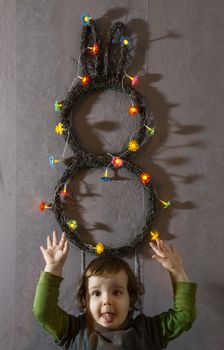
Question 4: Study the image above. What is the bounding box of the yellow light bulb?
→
[96,242,104,254]
[67,220,78,230]
[150,230,160,241]
[128,139,139,152]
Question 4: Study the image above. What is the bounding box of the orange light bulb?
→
[88,43,99,55]
[140,172,151,185]
[128,105,139,115]
[80,75,91,86]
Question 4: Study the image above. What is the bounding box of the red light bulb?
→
[112,156,124,168]
[39,201,52,212]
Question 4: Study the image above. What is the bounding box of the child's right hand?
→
[40,230,70,277]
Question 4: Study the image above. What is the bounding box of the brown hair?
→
[76,255,144,311]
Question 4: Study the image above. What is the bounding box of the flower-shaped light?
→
[160,200,171,209]
[125,74,139,86]
[128,139,139,152]
[49,155,60,168]
[145,125,156,136]
[59,184,70,199]
[101,169,112,182]
[128,105,139,115]
[55,122,66,135]
[67,219,78,230]
[79,75,91,87]
[81,13,91,26]
[120,36,130,47]
[96,242,104,254]
[140,172,151,185]
[150,230,160,241]
[111,156,124,168]
[88,43,99,55]
[54,100,64,112]
[39,201,52,212]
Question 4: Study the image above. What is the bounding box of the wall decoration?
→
[39,14,171,256]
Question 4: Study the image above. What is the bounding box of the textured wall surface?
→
[0,0,224,349]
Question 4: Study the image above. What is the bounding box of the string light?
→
[45,15,165,256]
[101,168,112,182]
[95,242,104,254]
[54,100,64,111]
[55,122,66,135]
[49,155,61,168]
[59,184,70,199]
[88,43,99,55]
[79,75,91,86]
[81,13,91,26]
[120,36,130,47]
[128,139,139,152]
[145,125,156,136]
[128,105,139,115]
[150,230,160,241]
[39,201,52,212]
[140,172,151,185]
[67,219,78,230]
[125,73,139,86]
[111,156,123,168]
[160,199,171,209]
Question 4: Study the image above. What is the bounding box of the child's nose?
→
[103,294,112,305]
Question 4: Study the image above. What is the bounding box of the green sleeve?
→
[32,271,70,342]
[159,281,197,348]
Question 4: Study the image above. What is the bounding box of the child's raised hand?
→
[40,230,70,276]
[149,238,189,282]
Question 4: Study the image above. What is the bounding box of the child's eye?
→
[91,290,101,296]
[114,290,123,296]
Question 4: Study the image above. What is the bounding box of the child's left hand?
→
[149,239,189,282]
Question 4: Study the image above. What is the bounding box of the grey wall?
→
[1,0,224,349]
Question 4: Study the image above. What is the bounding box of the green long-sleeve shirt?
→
[33,272,197,349]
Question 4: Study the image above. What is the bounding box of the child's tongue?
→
[102,312,115,322]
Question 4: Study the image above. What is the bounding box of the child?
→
[33,230,197,349]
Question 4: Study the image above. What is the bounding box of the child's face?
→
[86,269,131,330]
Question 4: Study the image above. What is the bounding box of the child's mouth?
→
[101,312,116,323]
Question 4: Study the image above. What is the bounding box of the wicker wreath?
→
[43,14,159,257]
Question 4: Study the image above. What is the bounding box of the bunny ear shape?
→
[104,22,128,79]
[79,18,101,77]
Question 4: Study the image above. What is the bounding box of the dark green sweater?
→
[33,272,197,349]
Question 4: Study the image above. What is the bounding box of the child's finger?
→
[160,240,171,252]
[47,235,52,249]
[40,245,46,254]
[52,230,58,246]
[156,239,165,250]
[150,242,166,257]
[155,239,167,253]
[63,240,70,255]
[152,254,167,264]
[170,244,177,253]
[59,231,66,247]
